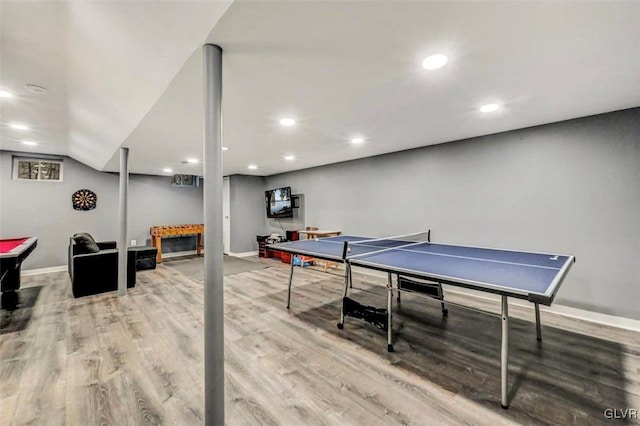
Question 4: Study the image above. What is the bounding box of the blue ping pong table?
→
[270,232,575,408]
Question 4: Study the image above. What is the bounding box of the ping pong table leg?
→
[396,274,401,304]
[387,273,394,352]
[337,263,351,329]
[438,283,448,316]
[535,303,542,341]
[501,295,509,409]
[286,255,295,309]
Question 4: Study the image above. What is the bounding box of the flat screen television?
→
[265,186,293,218]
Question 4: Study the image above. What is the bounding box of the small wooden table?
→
[297,230,342,271]
[297,230,342,239]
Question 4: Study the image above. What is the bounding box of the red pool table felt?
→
[0,238,29,253]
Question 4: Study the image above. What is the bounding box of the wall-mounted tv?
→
[265,186,293,218]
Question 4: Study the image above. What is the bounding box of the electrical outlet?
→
[130,239,137,246]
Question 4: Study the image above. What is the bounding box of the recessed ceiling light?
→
[248,164,258,170]
[280,118,295,126]
[25,84,47,94]
[480,103,501,113]
[284,155,295,161]
[222,146,229,151]
[0,89,14,98]
[163,168,173,173]
[22,140,37,146]
[186,158,199,164]
[422,54,448,70]
[10,123,30,131]
[351,137,364,144]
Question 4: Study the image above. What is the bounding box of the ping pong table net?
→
[343,231,431,260]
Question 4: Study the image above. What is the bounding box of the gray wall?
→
[228,174,265,253]
[0,151,203,269]
[264,108,640,320]
[128,174,203,251]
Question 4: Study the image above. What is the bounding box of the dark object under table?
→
[128,246,158,271]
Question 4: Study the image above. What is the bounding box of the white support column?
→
[203,43,224,426]
[118,147,129,297]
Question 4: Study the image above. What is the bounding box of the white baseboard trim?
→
[22,265,67,276]
[162,250,198,259]
[164,250,259,258]
[355,268,640,332]
[228,251,258,258]
[443,287,640,332]
[162,250,259,259]
[537,302,640,332]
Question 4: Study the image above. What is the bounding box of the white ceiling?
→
[2,1,640,177]
[0,0,232,169]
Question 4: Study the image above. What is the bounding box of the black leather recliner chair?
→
[68,234,136,298]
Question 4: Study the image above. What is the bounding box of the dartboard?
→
[72,189,97,211]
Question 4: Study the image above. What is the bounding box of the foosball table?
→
[150,224,204,263]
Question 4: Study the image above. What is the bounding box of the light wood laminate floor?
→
[1,259,639,425]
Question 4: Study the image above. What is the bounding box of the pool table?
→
[1,237,38,306]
